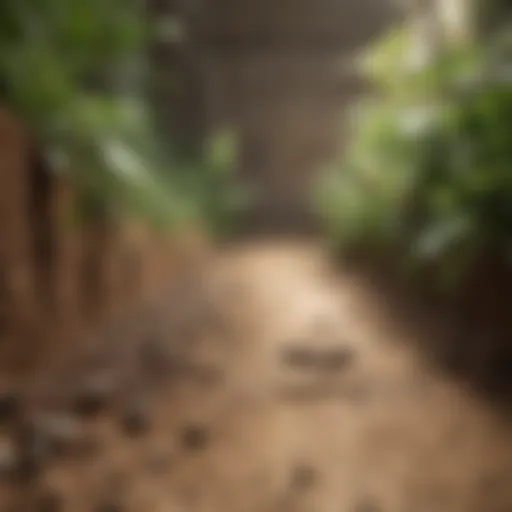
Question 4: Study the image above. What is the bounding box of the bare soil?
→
[1,238,512,512]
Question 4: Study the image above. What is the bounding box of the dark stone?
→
[480,349,512,400]
[139,338,172,376]
[16,447,44,482]
[15,420,53,482]
[291,463,318,490]
[14,413,87,481]
[73,375,116,418]
[180,423,210,451]
[282,344,318,367]
[0,390,21,423]
[95,501,124,512]
[35,414,85,457]
[282,344,354,372]
[37,489,63,512]
[119,404,151,438]
[355,497,381,512]
[321,346,355,372]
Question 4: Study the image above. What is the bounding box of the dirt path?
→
[3,239,512,511]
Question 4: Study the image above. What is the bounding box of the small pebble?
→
[322,346,354,371]
[139,338,173,377]
[95,501,124,512]
[181,423,210,451]
[74,375,116,417]
[282,344,354,372]
[37,489,63,512]
[282,344,317,367]
[36,414,86,457]
[16,421,53,481]
[291,463,318,490]
[119,404,151,438]
[0,438,17,477]
[15,413,87,480]
[355,497,381,512]
[16,448,44,482]
[0,389,20,423]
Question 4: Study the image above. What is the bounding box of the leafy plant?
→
[0,0,245,233]
[316,19,512,290]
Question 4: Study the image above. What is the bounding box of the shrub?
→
[316,22,512,291]
[0,0,246,233]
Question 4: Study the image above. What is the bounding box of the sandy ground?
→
[1,238,512,512]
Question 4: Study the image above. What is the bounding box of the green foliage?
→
[0,0,245,233]
[0,0,143,123]
[155,130,252,237]
[316,22,512,290]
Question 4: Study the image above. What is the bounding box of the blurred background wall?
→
[148,0,399,230]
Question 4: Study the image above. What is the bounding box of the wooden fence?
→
[0,107,207,376]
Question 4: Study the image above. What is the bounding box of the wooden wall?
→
[0,107,208,376]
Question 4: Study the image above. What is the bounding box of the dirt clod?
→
[34,414,86,457]
[181,423,210,451]
[119,403,151,438]
[73,375,116,418]
[291,463,318,491]
[355,497,381,512]
[0,438,17,477]
[139,338,174,379]
[282,344,354,372]
[0,390,20,423]
[95,500,124,512]
[36,489,63,512]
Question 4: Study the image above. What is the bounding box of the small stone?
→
[181,423,209,451]
[282,344,354,372]
[36,414,85,457]
[355,497,381,512]
[37,489,63,512]
[95,501,124,512]
[0,439,17,477]
[282,345,318,368]
[16,446,44,482]
[15,421,52,482]
[321,346,354,371]
[119,404,150,438]
[74,375,116,417]
[139,338,173,377]
[291,464,318,490]
[14,413,86,481]
[0,390,20,423]
[29,413,92,458]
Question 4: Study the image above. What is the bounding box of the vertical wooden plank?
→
[0,107,35,328]
[51,173,83,332]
